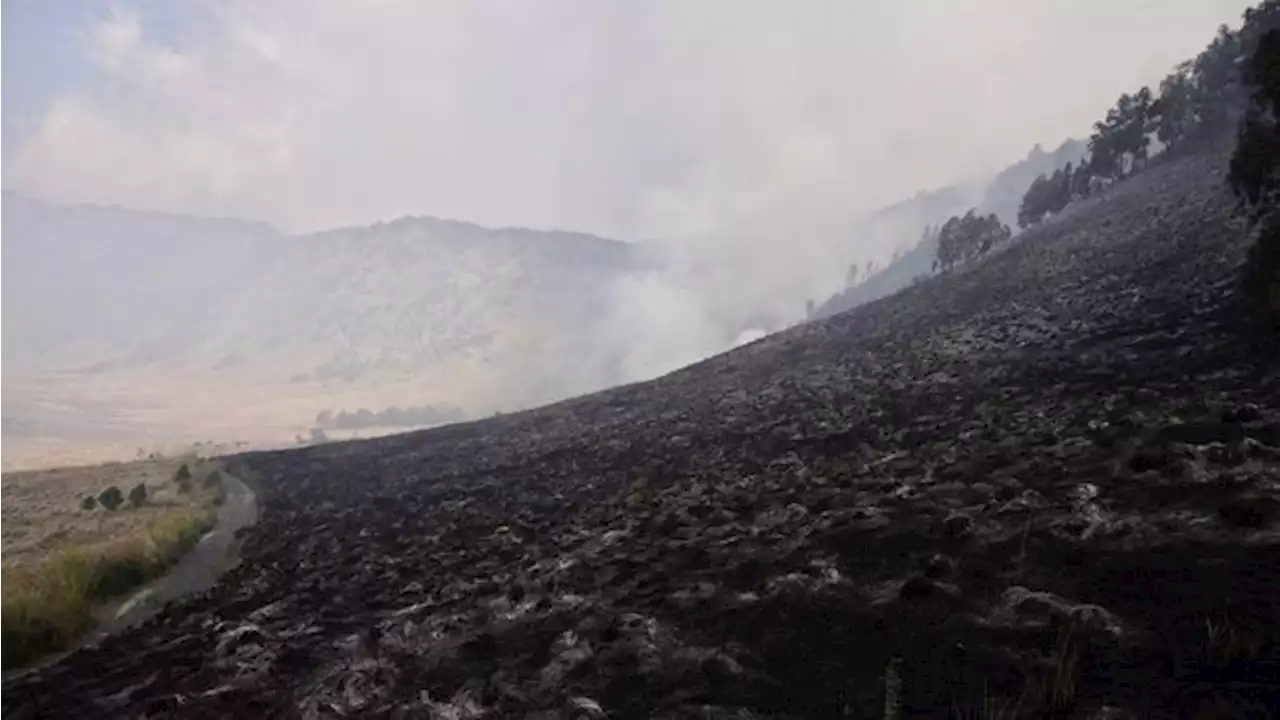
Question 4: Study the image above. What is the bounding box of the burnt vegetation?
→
[4,4,1280,719]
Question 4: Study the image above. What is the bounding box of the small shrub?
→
[80,496,97,511]
[88,545,153,598]
[174,463,192,483]
[128,482,148,508]
[98,486,124,512]
[203,468,223,489]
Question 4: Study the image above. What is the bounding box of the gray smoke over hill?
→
[1,1,1253,466]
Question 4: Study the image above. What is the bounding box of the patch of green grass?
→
[1,507,216,669]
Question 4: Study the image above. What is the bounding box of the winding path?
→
[86,472,259,640]
[0,472,259,687]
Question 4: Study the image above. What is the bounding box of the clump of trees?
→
[1018,162,1085,229]
[932,210,1012,273]
[1019,2,1280,229]
[845,259,877,288]
[315,404,466,431]
[1228,25,1280,325]
[79,463,219,513]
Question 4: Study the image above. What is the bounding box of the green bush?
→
[88,553,152,598]
[80,496,97,511]
[98,486,124,512]
[128,482,148,508]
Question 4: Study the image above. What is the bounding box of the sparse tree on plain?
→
[128,482,148,508]
[98,486,124,512]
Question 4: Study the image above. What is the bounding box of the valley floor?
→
[4,149,1278,718]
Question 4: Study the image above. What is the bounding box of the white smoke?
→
[4,0,1256,416]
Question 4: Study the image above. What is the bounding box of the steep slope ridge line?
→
[4,151,1278,718]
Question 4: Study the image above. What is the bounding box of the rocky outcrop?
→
[5,149,1278,718]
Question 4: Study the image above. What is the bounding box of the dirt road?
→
[87,472,259,639]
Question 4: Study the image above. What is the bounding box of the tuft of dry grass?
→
[1203,610,1262,668]
[1,458,225,669]
[883,655,903,720]
[1,507,216,668]
[949,682,1024,720]
[1044,624,1082,716]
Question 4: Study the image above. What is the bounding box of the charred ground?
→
[5,148,1279,718]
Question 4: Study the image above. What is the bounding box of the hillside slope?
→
[6,148,1278,718]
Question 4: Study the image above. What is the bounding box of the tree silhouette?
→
[128,482,148,508]
[98,486,124,512]
[1229,28,1280,212]
[1018,2,1280,229]
[934,210,1011,272]
[1228,26,1280,324]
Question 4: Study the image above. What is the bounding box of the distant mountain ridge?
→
[0,138,1085,461]
[2,191,659,460]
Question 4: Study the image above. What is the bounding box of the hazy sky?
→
[2,0,1255,239]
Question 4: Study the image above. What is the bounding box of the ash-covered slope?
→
[7,149,1279,718]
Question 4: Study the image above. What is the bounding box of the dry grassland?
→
[1,457,224,668]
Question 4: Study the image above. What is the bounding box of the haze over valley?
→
[0,1,1257,468]
[5,2,1280,716]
